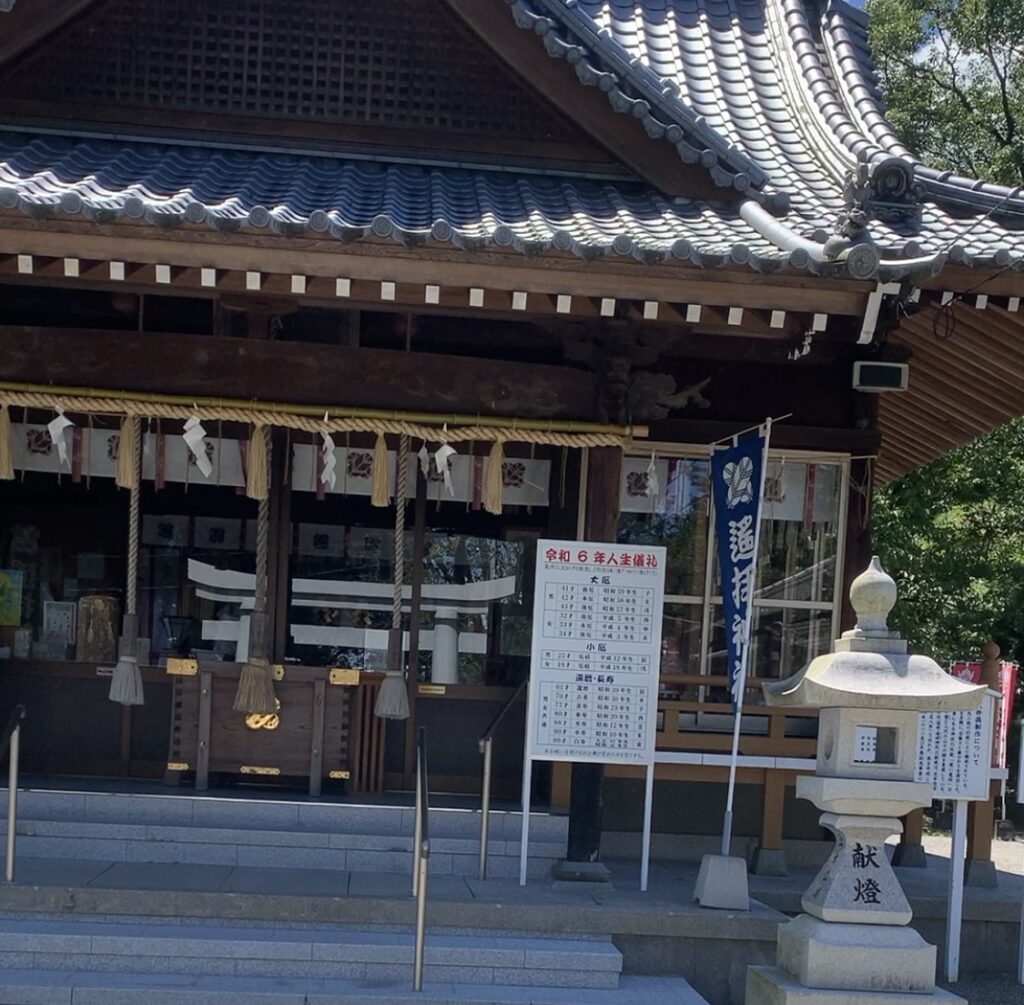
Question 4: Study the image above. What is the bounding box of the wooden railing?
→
[655,674,819,760]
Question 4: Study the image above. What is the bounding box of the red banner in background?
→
[950,661,983,685]
[950,660,1019,767]
[997,662,1018,770]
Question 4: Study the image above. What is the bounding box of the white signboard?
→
[524,540,666,766]
[916,692,996,801]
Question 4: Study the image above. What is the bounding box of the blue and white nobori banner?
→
[711,429,768,711]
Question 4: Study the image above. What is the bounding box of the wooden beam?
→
[647,419,879,454]
[0,325,600,421]
[0,0,103,67]
[0,222,872,315]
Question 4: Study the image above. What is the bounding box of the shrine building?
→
[0,0,1022,873]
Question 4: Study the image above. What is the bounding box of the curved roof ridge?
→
[820,0,1024,217]
[505,0,786,208]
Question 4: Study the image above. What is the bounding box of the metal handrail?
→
[412,726,430,992]
[477,680,527,881]
[2,705,26,884]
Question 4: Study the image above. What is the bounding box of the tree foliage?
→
[866,1,1024,701]
[872,422,1024,666]
[867,0,1024,185]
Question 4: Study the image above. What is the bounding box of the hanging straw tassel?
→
[483,439,504,515]
[374,435,410,720]
[0,404,13,481]
[110,416,144,706]
[114,415,138,490]
[370,432,390,507]
[234,427,276,713]
[245,423,269,501]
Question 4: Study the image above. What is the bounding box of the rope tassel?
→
[0,404,13,481]
[483,439,504,515]
[114,414,138,490]
[245,423,269,500]
[370,432,390,507]
[109,416,144,706]
[374,435,410,720]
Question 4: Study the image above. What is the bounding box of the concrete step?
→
[2,789,569,842]
[5,821,563,878]
[0,918,621,989]
[0,972,707,1005]
[0,789,568,878]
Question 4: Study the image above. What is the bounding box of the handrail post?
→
[478,736,493,881]
[412,758,422,898]
[5,723,19,883]
[413,843,428,991]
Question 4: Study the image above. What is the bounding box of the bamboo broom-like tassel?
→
[483,439,504,515]
[114,414,138,490]
[245,423,269,501]
[234,427,276,714]
[0,404,13,481]
[109,416,144,706]
[370,432,390,507]
[374,434,410,720]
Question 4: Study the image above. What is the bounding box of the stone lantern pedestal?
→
[746,558,986,1005]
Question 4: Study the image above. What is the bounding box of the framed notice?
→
[916,692,996,801]
[525,540,666,766]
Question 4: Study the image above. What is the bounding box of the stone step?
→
[0,918,620,989]
[1,789,569,841]
[0,972,707,1005]
[4,821,564,878]
[0,789,568,878]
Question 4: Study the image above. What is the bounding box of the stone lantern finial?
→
[848,556,897,636]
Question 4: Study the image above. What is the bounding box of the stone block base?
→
[551,859,611,883]
[750,846,788,877]
[776,914,936,992]
[964,858,998,888]
[746,966,966,1005]
[890,843,927,868]
[694,854,749,910]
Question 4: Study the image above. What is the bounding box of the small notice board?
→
[518,539,666,887]
[916,692,997,801]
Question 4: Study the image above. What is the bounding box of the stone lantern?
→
[746,558,986,1005]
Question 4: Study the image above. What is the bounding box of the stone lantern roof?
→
[764,557,986,713]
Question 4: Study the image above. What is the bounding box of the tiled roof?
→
[0,0,1022,281]
[0,133,791,268]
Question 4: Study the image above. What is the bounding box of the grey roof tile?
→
[2,1,1022,279]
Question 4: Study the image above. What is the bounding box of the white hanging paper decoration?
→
[182,414,213,478]
[434,425,456,496]
[47,409,74,469]
[417,442,431,478]
[320,421,337,491]
[435,444,457,496]
[645,451,660,499]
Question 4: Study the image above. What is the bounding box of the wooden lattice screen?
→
[6,0,575,140]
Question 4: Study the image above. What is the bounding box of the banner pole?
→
[720,417,773,858]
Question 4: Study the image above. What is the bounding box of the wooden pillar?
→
[966,642,1000,887]
[563,446,621,871]
[751,771,788,875]
[840,458,873,632]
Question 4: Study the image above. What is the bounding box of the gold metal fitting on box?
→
[166,658,198,676]
[329,667,360,686]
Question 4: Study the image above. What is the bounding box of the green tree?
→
[867,0,1024,185]
[872,422,1024,667]
[867,2,1024,800]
